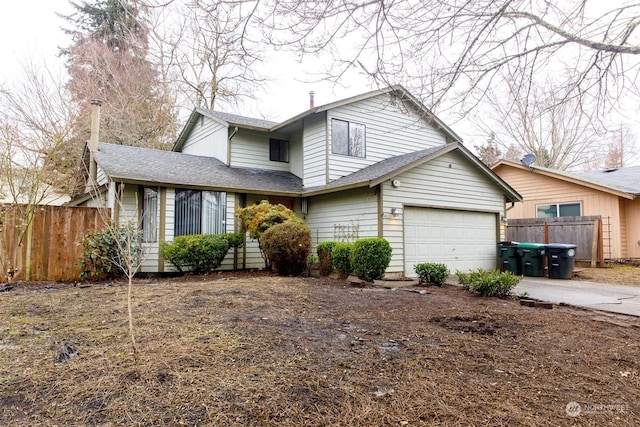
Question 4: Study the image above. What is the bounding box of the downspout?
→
[228,126,238,165]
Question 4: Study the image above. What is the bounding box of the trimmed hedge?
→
[160,234,233,274]
[331,242,353,279]
[350,238,392,282]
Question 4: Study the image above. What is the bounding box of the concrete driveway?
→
[514,277,640,317]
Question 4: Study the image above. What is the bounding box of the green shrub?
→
[414,263,449,286]
[317,241,338,276]
[78,224,143,280]
[350,238,393,283]
[331,242,353,279]
[456,268,521,297]
[260,222,312,276]
[160,234,230,274]
[221,232,243,248]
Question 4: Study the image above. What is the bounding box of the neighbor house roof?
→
[96,142,521,202]
[578,166,640,195]
[173,85,463,152]
[491,160,637,200]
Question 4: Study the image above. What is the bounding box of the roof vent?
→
[603,168,618,173]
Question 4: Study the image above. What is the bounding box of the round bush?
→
[350,238,392,282]
[261,222,311,276]
[160,234,230,274]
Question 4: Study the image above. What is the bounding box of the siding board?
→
[181,118,228,161]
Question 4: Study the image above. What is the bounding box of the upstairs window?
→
[536,202,581,218]
[174,189,226,236]
[269,138,289,162]
[331,118,365,158]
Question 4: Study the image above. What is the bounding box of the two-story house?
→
[75,86,521,277]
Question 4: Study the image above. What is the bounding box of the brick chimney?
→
[88,100,102,188]
[309,91,315,109]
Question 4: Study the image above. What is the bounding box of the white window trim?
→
[535,202,582,218]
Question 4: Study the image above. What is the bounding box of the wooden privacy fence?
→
[505,216,604,267]
[0,205,109,282]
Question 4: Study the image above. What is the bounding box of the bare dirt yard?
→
[1,272,639,426]
[575,264,640,286]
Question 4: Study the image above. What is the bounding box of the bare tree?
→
[602,125,638,169]
[147,0,265,111]
[0,60,77,280]
[474,73,615,171]
[62,0,178,151]
[81,182,151,361]
[257,0,640,116]
[66,39,178,150]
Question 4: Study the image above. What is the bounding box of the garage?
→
[404,207,498,275]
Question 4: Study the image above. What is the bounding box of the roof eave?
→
[492,160,635,200]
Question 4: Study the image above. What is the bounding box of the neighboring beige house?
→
[0,183,70,206]
[72,86,521,277]
[492,160,640,260]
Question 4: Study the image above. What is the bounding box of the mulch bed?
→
[1,272,638,426]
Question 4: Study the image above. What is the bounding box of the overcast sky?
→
[2,1,639,165]
[0,0,373,122]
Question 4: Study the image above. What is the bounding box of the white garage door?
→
[404,207,497,275]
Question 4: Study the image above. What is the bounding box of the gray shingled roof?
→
[95,143,303,194]
[206,110,277,130]
[304,146,446,193]
[577,166,640,195]
[95,143,452,196]
[94,141,518,200]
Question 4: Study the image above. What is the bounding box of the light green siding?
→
[302,114,328,187]
[327,93,448,181]
[381,151,505,275]
[181,117,228,162]
[289,132,304,179]
[230,129,291,172]
[305,188,379,253]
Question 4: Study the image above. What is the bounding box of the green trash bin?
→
[498,241,521,275]
[517,243,546,277]
[545,243,577,279]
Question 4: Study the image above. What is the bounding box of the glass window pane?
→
[536,204,557,218]
[202,191,226,234]
[269,139,289,162]
[175,189,201,236]
[142,187,158,242]
[331,119,349,155]
[559,203,581,217]
[349,123,366,157]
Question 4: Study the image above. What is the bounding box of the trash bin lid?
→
[499,241,519,246]
[517,242,546,249]
[545,243,577,249]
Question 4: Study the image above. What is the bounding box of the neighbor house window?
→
[331,118,365,157]
[269,138,289,162]
[142,187,158,243]
[174,189,226,236]
[536,202,581,218]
